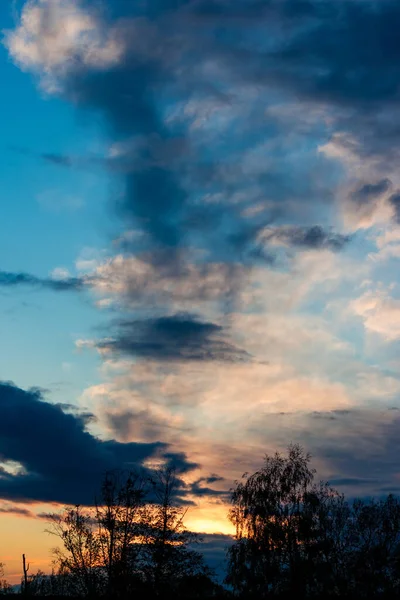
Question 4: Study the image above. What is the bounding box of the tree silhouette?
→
[47,505,105,598]
[226,444,320,597]
[95,470,146,598]
[46,467,214,598]
[0,564,12,595]
[7,445,400,599]
[139,466,212,595]
[226,444,400,599]
[344,495,400,597]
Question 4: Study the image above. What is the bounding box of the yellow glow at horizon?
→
[0,501,234,585]
[185,501,235,536]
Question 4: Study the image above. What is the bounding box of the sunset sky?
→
[2,0,400,584]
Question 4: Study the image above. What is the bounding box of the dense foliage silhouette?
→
[227,445,400,599]
[3,447,400,598]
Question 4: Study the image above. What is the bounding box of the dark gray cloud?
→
[99,314,250,363]
[0,271,86,292]
[0,382,196,504]
[107,408,193,444]
[162,451,199,474]
[248,407,400,500]
[389,192,400,224]
[36,511,57,520]
[214,1,400,165]
[293,408,400,497]
[56,0,364,264]
[268,225,351,252]
[310,409,352,421]
[183,0,399,113]
[328,477,376,488]
[269,2,400,106]
[9,0,388,312]
[67,48,188,250]
[10,0,400,272]
[53,403,97,426]
[0,506,35,517]
[190,475,228,499]
[351,179,392,204]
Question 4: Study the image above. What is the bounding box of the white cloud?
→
[75,246,107,273]
[4,0,123,91]
[231,312,351,369]
[368,226,400,263]
[89,253,245,313]
[353,290,400,341]
[319,132,400,232]
[81,359,352,449]
[344,193,394,232]
[81,246,368,319]
[50,267,71,280]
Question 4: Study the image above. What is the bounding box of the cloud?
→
[224,404,400,499]
[300,407,400,497]
[369,228,400,263]
[98,314,250,363]
[328,477,376,488]
[344,178,400,235]
[50,268,72,282]
[0,271,86,292]
[4,0,123,91]
[0,382,195,504]
[352,290,400,341]
[5,0,359,270]
[90,253,248,312]
[271,2,400,106]
[89,242,361,314]
[261,225,351,252]
[0,506,35,518]
[7,0,400,510]
[389,192,400,224]
[351,179,393,205]
[190,476,228,499]
[0,254,245,308]
[162,451,199,475]
[86,357,353,456]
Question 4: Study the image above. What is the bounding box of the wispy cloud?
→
[0,271,86,292]
[0,505,35,518]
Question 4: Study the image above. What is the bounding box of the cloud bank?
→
[0,382,197,504]
[4,0,400,516]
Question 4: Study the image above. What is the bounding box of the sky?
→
[2,0,400,584]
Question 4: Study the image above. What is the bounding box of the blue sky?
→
[0,3,109,397]
[2,0,400,581]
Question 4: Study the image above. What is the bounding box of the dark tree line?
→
[30,467,220,599]
[4,447,400,599]
[227,445,400,599]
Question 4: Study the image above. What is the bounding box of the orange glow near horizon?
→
[0,500,234,585]
[184,500,235,536]
[0,514,53,585]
